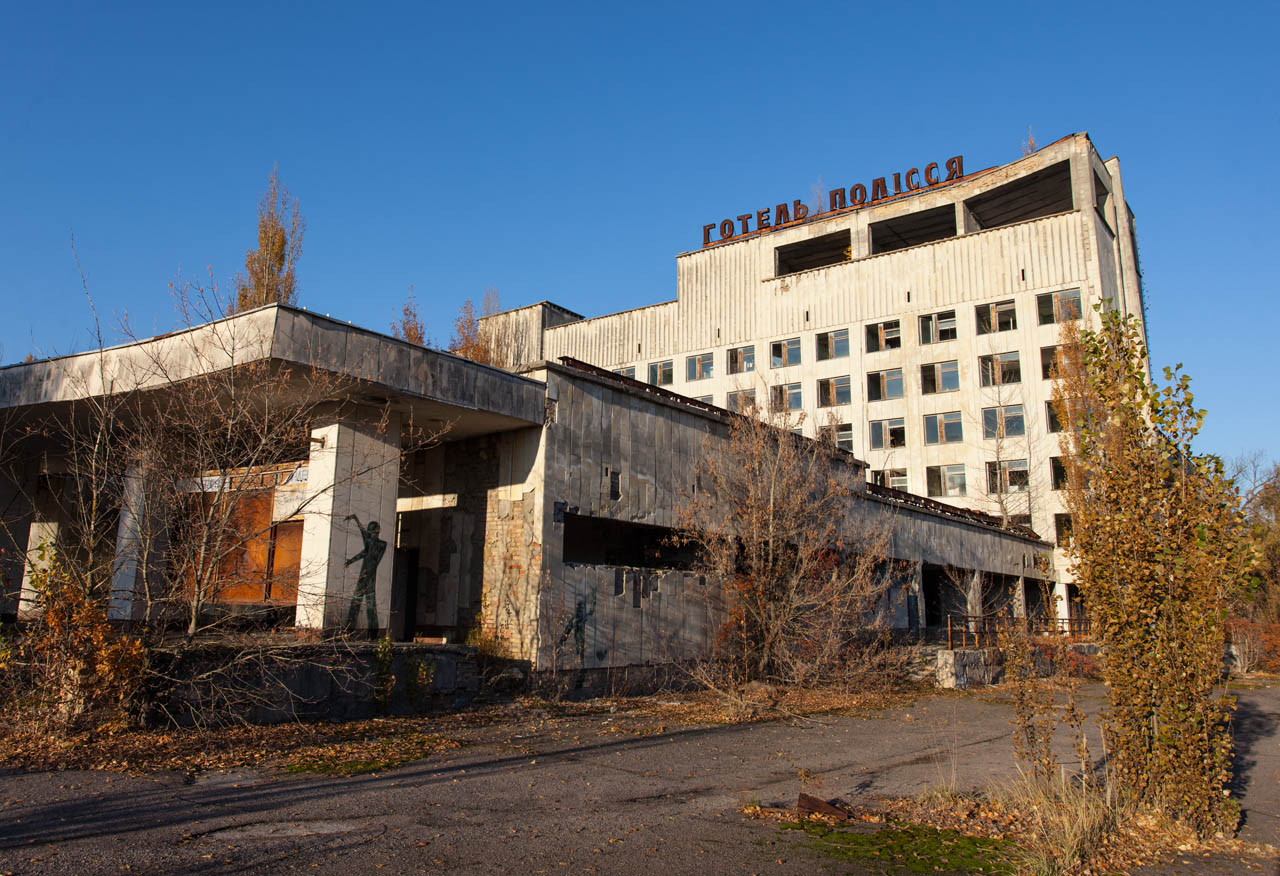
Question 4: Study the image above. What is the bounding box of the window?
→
[648,360,673,386]
[987,458,1030,494]
[693,394,714,406]
[1037,289,1082,325]
[821,423,854,452]
[727,389,756,413]
[976,299,1017,334]
[1054,513,1073,547]
[1040,345,1062,380]
[612,366,635,379]
[866,368,904,401]
[770,382,802,412]
[817,375,851,407]
[728,345,755,374]
[1050,456,1068,490]
[924,411,963,445]
[872,469,909,491]
[869,417,906,450]
[919,309,957,344]
[686,352,713,381]
[865,320,902,353]
[982,404,1025,439]
[816,329,849,360]
[921,360,959,394]
[1046,401,1063,433]
[979,352,1022,386]
[770,337,801,368]
[927,464,967,497]
[1007,514,1032,529]
[775,229,851,277]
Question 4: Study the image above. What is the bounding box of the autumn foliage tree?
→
[392,286,427,345]
[448,288,500,365]
[1053,310,1254,835]
[233,167,305,312]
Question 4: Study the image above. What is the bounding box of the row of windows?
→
[616,290,1080,387]
[869,456,1069,497]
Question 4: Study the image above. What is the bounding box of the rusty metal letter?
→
[850,184,866,206]
[906,168,921,190]
[793,199,809,221]
[870,177,888,201]
[756,207,771,230]
[893,172,902,195]
[719,219,735,240]
[703,223,716,245]
[829,188,847,211]
[924,162,940,185]
[945,155,964,180]
[736,213,753,235]
[775,202,790,225]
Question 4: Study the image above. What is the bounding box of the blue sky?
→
[2,1,1276,461]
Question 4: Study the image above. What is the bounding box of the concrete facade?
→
[481,133,1147,608]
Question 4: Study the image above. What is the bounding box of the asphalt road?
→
[1,683,1276,876]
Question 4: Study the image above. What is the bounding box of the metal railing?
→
[944,613,1092,649]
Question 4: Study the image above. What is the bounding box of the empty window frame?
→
[921,359,960,394]
[982,404,1025,439]
[927,463,967,498]
[872,469,909,491]
[686,352,714,381]
[869,417,906,450]
[648,360,673,386]
[986,458,1030,494]
[865,320,902,353]
[612,366,635,379]
[775,229,851,277]
[976,299,1017,334]
[1054,513,1073,547]
[1037,289,1082,325]
[817,375,851,407]
[866,368,904,401]
[727,389,757,413]
[1040,345,1063,380]
[924,411,963,445]
[728,345,755,374]
[816,328,850,361]
[1007,514,1033,528]
[770,337,801,368]
[919,309,958,344]
[770,382,802,412]
[1045,401,1063,433]
[821,423,854,452]
[979,352,1022,386]
[1050,456,1068,490]
[693,394,714,406]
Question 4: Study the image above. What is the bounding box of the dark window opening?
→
[963,161,1074,230]
[869,204,957,254]
[775,230,851,277]
[562,513,696,570]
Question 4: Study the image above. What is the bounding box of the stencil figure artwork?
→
[344,515,386,631]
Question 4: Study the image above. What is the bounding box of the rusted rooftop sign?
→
[701,155,964,246]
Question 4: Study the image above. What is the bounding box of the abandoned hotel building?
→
[0,132,1140,670]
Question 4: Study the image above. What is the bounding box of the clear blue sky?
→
[2,1,1276,461]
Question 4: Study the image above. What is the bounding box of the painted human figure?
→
[344,515,386,632]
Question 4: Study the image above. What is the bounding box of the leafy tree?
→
[1052,310,1254,835]
[233,167,305,312]
[392,285,427,345]
[448,288,500,365]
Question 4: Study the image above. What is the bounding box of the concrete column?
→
[295,410,402,633]
[1052,579,1071,627]
[908,560,924,635]
[18,482,60,620]
[955,200,980,234]
[108,464,145,621]
[966,571,983,634]
[1013,575,1027,619]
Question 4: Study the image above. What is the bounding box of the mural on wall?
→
[344,515,387,630]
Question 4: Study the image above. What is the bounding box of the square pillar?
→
[295,410,401,634]
[108,464,146,621]
[18,478,63,620]
[1013,575,1027,619]
[966,570,983,631]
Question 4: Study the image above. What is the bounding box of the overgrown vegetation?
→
[232,166,305,312]
[449,287,500,365]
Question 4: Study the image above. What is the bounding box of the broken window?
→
[962,161,1074,231]
[919,309,958,344]
[693,394,714,405]
[770,382,802,412]
[816,328,849,360]
[613,366,635,379]
[986,458,1030,494]
[1054,513,1073,547]
[648,360,673,386]
[976,300,1017,335]
[820,423,854,452]
[562,513,695,569]
[927,464,967,498]
[1007,514,1033,529]
[1037,289,1081,325]
[921,360,959,394]
[872,469,909,491]
[981,404,1025,439]
[979,352,1021,386]
[686,352,714,381]
[1040,345,1063,380]
[770,337,801,368]
[869,417,905,450]
[869,204,957,254]
[924,411,963,445]
[865,320,901,353]
[866,368,904,401]
[1046,401,1063,433]
[775,229,852,277]
[1050,456,1068,491]
[817,375,851,407]
[728,345,755,374]
[726,389,756,413]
